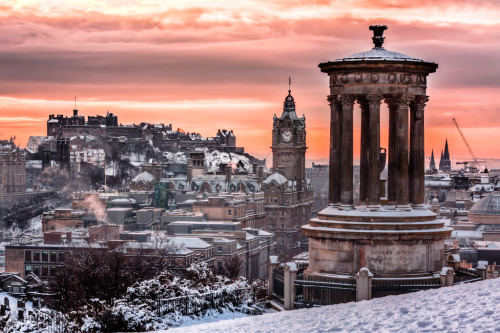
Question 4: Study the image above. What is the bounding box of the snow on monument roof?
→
[263,172,288,185]
[132,171,156,183]
[336,47,423,62]
[165,277,500,333]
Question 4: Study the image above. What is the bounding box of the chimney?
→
[187,165,193,183]
[252,163,258,174]
[225,164,231,183]
[257,166,264,185]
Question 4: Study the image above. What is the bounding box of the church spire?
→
[429,149,436,170]
[443,139,450,160]
[439,139,451,172]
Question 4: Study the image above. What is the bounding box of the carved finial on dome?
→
[369,25,388,48]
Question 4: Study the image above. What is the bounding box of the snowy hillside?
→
[163,151,188,164]
[163,278,500,333]
[205,149,253,173]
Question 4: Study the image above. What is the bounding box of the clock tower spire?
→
[271,84,307,184]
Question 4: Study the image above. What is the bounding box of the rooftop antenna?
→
[288,76,291,93]
[74,96,76,109]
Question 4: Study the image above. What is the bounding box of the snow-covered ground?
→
[0,292,35,314]
[161,278,500,333]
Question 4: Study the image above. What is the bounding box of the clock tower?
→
[271,88,307,186]
[264,86,312,261]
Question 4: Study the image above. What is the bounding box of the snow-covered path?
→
[162,278,500,333]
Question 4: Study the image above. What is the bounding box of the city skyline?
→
[1,1,499,163]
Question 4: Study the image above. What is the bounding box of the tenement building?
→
[263,88,313,261]
[0,140,26,195]
[302,26,451,280]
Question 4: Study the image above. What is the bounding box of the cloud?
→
[0,0,500,160]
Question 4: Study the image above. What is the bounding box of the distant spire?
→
[440,139,451,172]
[439,150,443,170]
[429,149,436,170]
[289,76,291,93]
[443,138,450,160]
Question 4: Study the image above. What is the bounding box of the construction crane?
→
[452,118,484,172]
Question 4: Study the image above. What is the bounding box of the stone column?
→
[356,267,373,301]
[396,95,413,208]
[328,95,341,205]
[339,95,355,207]
[386,98,398,205]
[268,256,279,300]
[367,95,383,207]
[283,262,298,310]
[358,98,369,204]
[410,95,428,207]
[440,267,455,287]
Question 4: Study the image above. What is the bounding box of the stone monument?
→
[302,25,452,278]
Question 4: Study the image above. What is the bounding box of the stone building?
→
[46,109,245,154]
[0,140,26,195]
[41,208,98,232]
[4,231,201,282]
[192,192,265,229]
[130,171,156,191]
[263,89,314,261]
[303,25,451,279]
[167,220,275,280]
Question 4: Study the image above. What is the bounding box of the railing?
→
[372,277,441,298]
[154,288,246,317]
[15,309,74,333]
[454,267,482,284]
[272,269,285,306]
[294,274,356,308]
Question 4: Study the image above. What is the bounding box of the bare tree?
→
[223,254,243,279]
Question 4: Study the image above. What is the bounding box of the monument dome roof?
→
[321,25,436,67]
[337,47,422,63]
[469,193,500,216]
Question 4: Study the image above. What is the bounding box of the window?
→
[217,262,223,272]
[281,223,284,229]
[59,252,65,262]
[33,265,40,276]
[50,266,57,276]
[50,251,57,262]
[42,251,48,262]
[33,251,40,262]
[228,209,232,216]
[281,212,285,217]
[25,265,32,276]
[41,265,48,276]
[217,246,223,252]
[270,221,276,229]
[25,250,31,262]
[280,238,284,245]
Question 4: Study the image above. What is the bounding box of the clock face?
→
[281,130,292,143]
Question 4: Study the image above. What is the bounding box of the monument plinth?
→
[303,25,452,278]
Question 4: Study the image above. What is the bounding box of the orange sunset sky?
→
[1,0,499,166]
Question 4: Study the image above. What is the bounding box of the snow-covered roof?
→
[132,171,156,183]
[165,278,500,333]
[338,46,423,62]
[263,172,288,185]
[471,184,495,193]
[169,237,212,249]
